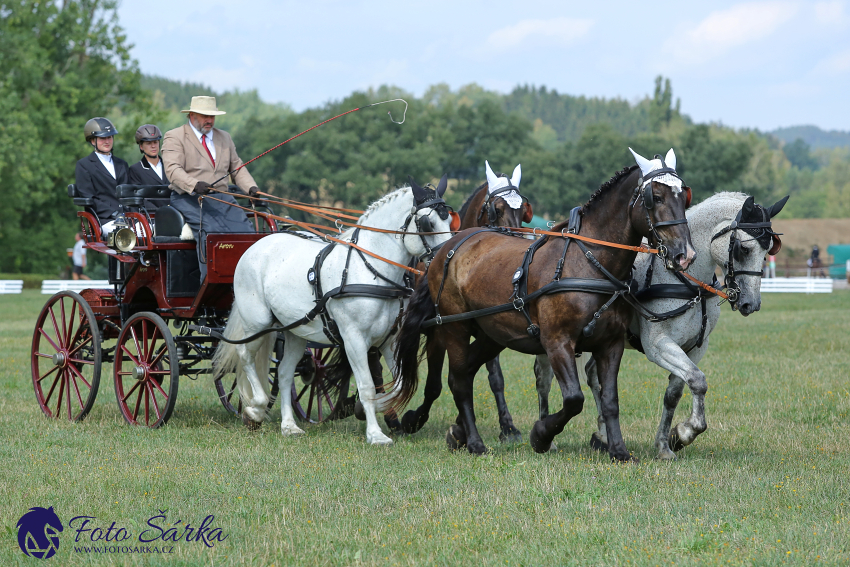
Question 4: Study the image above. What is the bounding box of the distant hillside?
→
[770,125,850,149]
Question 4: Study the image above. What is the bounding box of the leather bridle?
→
[630,156,690,269]
[400,184,452,265]
[477,184,528,225]
[710,203,781,307]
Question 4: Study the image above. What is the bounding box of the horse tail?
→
[391,273,434,412]
[212,299,276,399]
[324,344,353,407]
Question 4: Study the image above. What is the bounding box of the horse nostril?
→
[675,253,688,269]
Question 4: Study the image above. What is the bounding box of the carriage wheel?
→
[31,291,102,422]
[291,346,350,423]
[113,312,178,428]
[214,339,282,416]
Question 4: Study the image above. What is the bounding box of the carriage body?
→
[31,184,345,428]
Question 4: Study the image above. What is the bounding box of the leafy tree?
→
[783,138,819,170]
[0,0,156,273]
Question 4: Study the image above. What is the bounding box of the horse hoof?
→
[241,413,262,432]
[655,448,677,461]
[547,442,559,453]
[281,424,305,437]
[610,451,639,464]
[384,415,403,434]
[353,400,366,421]
[499,426,523,444]
[589,432,608,452]
[401,410,427,434]
[368,433,394,446]
[446,425,466,451]
[467,442,488,456]
[528,421,552,454]
[670,423,694,452]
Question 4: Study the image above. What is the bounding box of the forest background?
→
[2,1,849,274]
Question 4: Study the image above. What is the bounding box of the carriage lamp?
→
[107,215,137,252]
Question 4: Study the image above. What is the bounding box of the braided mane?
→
[581,165,638,214]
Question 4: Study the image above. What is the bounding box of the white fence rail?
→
[761,277,833,293]
[41,280,111,295]
[0,280,24,294]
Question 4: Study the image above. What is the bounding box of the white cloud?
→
[482,17,594,54]
[664,2,798,66]
[813,48,850,75]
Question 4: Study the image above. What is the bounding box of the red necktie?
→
[201,134,215,167]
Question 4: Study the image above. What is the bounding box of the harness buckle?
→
[512,297,525,310]
[657,244,668,259]
[435,315,442,325]
[446,250,454,259]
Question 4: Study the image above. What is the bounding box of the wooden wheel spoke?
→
[48,306,62,347]
[37,364,60,383]
[59,299,67,345]
[144,384,150,424]
[122,378,142,403]
[132,383,144,420]
[141,320,149,360]
[35,352,54,359]
[67,363,92,389]
[296,383,310,403]
[66,371,73,420]
[150,375,168,398]
[68,357,95,366]
[55,373,64,417]
[67,300,78,348]
[306,382,315,418]
[147,382,162,420]
[120,344,141,365]
[320,381,335,411]
[70,372,85,410]
[38,328,61,353]
[130,326,143,362]
[147,327,160,364]
[66,331,93,358]
[43,372,62,406]
[149,347,167,369]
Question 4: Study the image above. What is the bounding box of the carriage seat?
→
[116,184,171,208]
[67,184,94,207]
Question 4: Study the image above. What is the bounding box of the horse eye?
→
[653,195,662,203]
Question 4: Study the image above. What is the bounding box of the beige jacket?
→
[161,124,257,195]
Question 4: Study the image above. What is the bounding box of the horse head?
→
[629,148,696,271]
[405,174,455,258]
[709,194,789,316]
[483,161,532,227]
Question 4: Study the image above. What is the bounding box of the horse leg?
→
[529,343,584,454]
[277,333,308,436]
[235,338,272,428]
[593,344,636,463]
[343,336,393,446]
[486,356,522,443]
[445,334,502,455]
[367,348,403,433]
[650,336,709,456]
[399,334,445,434]
[583,356,609,452]
[531,354,558,452]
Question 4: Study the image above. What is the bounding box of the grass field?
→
[1,290,848,566]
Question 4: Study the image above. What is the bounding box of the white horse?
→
[534,192,788,459]
[213,177,453,445]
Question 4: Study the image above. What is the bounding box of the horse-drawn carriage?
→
[31,183,349,428]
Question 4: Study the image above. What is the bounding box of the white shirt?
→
[72,239,86,266]
[188,121,216,162]
[95,151,116,179]
[149,159,164,180]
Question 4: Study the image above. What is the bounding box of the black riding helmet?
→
[84,117,118,141]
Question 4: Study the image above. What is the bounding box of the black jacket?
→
[128,156,171,210]
[74,151,128,222]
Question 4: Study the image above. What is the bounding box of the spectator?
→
[71,233,90,281]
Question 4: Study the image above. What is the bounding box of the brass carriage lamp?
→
[107,215,137,252]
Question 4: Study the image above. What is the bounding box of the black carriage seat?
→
[67,183,94,208]
[116,184,171,210]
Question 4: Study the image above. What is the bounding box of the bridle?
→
[630,156,691,269]
[477,184,529,225]
[400,183,453,265]
[710,202,781,307]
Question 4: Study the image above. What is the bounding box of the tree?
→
[0,0,157,273]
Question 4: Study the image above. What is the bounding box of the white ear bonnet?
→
[485,160,523,209]
[629,148,682,194]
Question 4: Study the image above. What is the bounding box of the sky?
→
[117,0,850,132]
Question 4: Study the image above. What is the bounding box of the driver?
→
[74,117,128,229]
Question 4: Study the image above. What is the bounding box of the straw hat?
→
[181,96,226,116]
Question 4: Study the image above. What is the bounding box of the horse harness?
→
[710,203,781,307]
[477,183,528,225]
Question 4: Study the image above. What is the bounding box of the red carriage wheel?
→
[113,312,178,428]
[291,346,350,423]
[31,291,102,422]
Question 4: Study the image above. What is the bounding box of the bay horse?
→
[213,178,454,445]
[398,162,533,441]
[394,149,695,460]
[535,192,788,459]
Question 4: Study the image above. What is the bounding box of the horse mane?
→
[458,181,488,219]
[358,185,410,222]
[581,165,639,214]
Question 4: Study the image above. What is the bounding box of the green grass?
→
[1,290,849,566]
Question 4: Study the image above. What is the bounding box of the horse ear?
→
[767,195,790,219]
[436,174,448,197]
[665,148,677,170]
[629,147,654,177]
[741,196,755,218]
[408,175,425,203]
[511,164,521,188]
[485,160,498,193]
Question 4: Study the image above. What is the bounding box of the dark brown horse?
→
[397,178,533,439]
[394,164,695,461]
